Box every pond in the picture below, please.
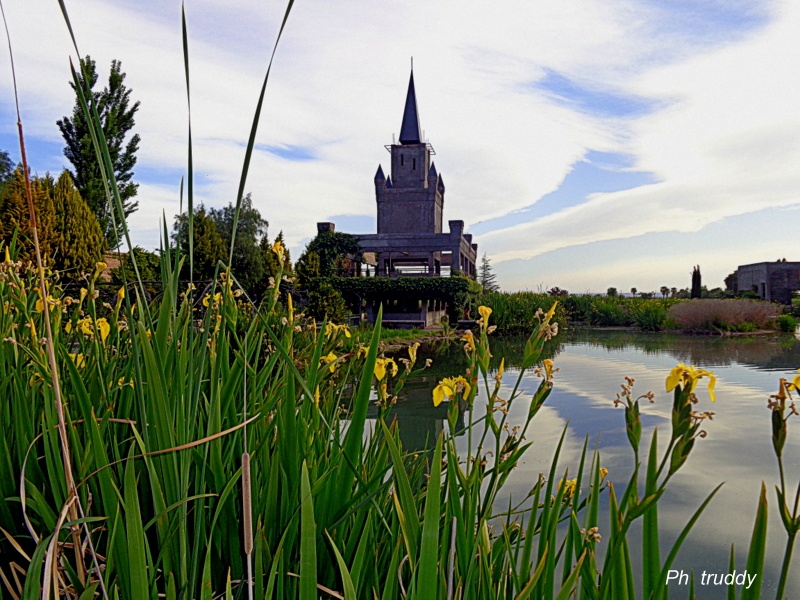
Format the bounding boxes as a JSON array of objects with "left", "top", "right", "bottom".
[{"left": 379, "top": 329, "right": 800, "bottom": 599}]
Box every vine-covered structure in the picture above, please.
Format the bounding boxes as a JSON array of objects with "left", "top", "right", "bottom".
[{"left": 316, "top": 70, "right": 480, "bottom": 327}]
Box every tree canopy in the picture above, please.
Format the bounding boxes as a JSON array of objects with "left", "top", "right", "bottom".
[
  {"left": 173, "top": 194, "right": 275, "bottom": 296},
  {"left": 45, "top": 171, "right": 106, "bottom": 278},
  {"left": 57, "top": 56, "right": 140, "bottom": 246},
  {"left": 1, "top": 168, "right": 106, "bottom": 276},
  {"left": 0, "top": 169, "right": 58, "bottom": 262}
]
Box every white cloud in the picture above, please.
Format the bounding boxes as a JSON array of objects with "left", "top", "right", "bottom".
[{"left": 2, "top": 0, "right": 798, "bottom": 291}]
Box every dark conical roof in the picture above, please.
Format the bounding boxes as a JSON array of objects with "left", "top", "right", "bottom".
[
  {"left": 428, "top": 162, "right": 437, "bottom": 178},
  {"left": 399, "top": 70, "right": 422, "bottom": 144},
  {"left": 375, "top": 164, "right": 385, "bottom": 180}
]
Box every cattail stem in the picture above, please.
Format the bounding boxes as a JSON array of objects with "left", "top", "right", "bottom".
[{"left": 242, "top": 452, "right": 253, "bottom": 555}]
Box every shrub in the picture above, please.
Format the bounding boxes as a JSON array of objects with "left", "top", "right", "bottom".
[
  {"left": 589, "top": 298, "right": 632, "bottom": 326},
  {"left": 629, "top": 300, "right": 669, "bottom": 331},
  {"left": 777, "top": 314, "right": 798, "bottom": 332},
  {"left": 668, "top": 299, "right": 781, "bottom": 331}
]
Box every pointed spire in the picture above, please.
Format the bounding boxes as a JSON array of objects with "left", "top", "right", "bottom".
[
  {"left": 437, "top": 174, "right": 445, "bottom": 193},
  {"left": 374, "top": 164, "right": 385, "bottom": 181},
  {"left": 399, "top": 69, "right": 422, "bottom": 145},
  {"left": 386, "top": 175, "right": 393, "bottom": 188},
  {"left": 428, "top": 162, "right": 437, "bottom": 178}
]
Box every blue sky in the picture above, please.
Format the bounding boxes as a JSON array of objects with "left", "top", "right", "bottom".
[{"left": 2, "top": 0, "right": 798, "bottom": 292}]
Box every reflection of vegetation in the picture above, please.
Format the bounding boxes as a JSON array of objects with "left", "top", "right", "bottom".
[{"left": 565, "top": 329, "right": 800, "bottom": 370}]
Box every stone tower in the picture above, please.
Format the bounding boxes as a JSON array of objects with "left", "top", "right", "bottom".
[{"left": 375, "top": 70, "right": 446, "bottom": 235}]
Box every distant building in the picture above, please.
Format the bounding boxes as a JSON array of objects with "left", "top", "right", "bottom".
[
  {"left": 318, "top": 69, "right": 478, "bottom": 278},
  {"left": 736, "top": 260, "right": 800, "bottom": 304}
]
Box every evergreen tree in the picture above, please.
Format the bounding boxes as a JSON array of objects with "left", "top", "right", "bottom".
[
  {"left": 173, "top": 206, "right": 227, "bottom": 282},
  {"left": 478, "top": 252, "right": 499, "bottom": 292},
  {"left": 691, "top": 265, "right": 702, "bottom": 299},
  {"left": 49, "top": 170, "right": 106, "bottom": 278},
  {"left": 0, "top": 169, "right": 58, "bottom": 262},
  {"left": 0, "top": 150, "right": 13, "bottom": 185},
  {"left": 57, "top": 56, "right": 140, "bottom": 246},
  {"left": 173, "top": 194, "right": 269, "bottom": 295}
]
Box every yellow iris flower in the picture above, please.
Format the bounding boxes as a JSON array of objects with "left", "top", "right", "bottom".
[
  {"left": 478, "top": 305, "right": 492, "bottom": 330},
  {"left": 543, "top": 359, "right": 555, "bottom": 380},
  {"left": 461, "top": 330, "right": 476, "bottom": 352},
  {"left": 96, "top": 318, "right": 110, "bottom": 343},
  {"left": 322, "top": 352, "right": 338, "bottom": 373},
  {"left": 374, "top": 357, "right": 398, "bottom": 381},
  {"left": 788, "top": 369, "right": 800, "bottom": 391},
  {"left": 408, "top": 342, "right": 420, "bottom": 365},
  {"left": 432, "top": 375, "right": 471, "bottom": 407},
  {"left": 272, "top": 240, "right": 285, "bottom": 262},
  {"left": 203, "top": 292, "right": 222, "bottom": 307},
  {"left": 665, "top": 363, "right": 717, "bottom": 402}
]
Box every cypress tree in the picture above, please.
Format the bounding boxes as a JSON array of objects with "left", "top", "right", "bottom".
[
  {"left": 691, "top": 265, "right": 702, "bottom": 299},
  {"left": 0, "top": 169, "right": 58, "bottom": 263},
  {"left": 50, "top": 170, "right": 105, "bottom": 278}
]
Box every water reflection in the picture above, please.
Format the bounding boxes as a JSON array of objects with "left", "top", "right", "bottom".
[{"left": 379, "top": 330, "right": 800, "bottom": 599}]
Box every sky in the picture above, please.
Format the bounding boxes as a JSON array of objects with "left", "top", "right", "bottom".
[{"left": 1, "top": 0, "right": 798, "bottom": 293}]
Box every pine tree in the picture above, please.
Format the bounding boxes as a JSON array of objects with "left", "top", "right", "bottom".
[
  {"left": 478, "top": 253, "right": 499, "bottom": 292},
  {"left": 49, "top": 170, "right": 105, "bottom": 278},
  {"left": 57, "top": 56, "right": 140, "bottom": 246},
  {"left": 0, "top": 169, "right": 58, "bottom": 263}
]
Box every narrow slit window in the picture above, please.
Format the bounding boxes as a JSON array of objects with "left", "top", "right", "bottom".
[{"left": 413, "top": 158, "right": 416, "bottom": 170}]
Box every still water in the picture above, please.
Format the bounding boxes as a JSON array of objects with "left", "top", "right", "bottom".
[{"left": 379, "top": 330, "right": 800, "bottom": 599}]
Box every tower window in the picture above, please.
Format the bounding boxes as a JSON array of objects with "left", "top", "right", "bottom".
[
  {"left": 401, "top": 155, "right": 404, "bottom": 166},
  {"left": 413, "top": 158, "right": 416, "bottom": 170}
]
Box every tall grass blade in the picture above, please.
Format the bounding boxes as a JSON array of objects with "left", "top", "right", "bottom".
[
  {"left": 300, "top": 461, "right": 318, "bottom": 600},
  {"left": 739, "top": 483, "right": 767, "bottom": 600}
]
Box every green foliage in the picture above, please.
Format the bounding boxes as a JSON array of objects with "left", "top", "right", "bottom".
[
  {"left": 0, "top": 169, "right": 58, "bottom": 263},
  {"left": 776, "top": 314, "right": 797, "bottom": 332},
  {"left": 607, "top": 286, "right": 618, "bottom": 297},
  {"left": 57, "top": 56, "right": 140, "bottom": 246},
  {"left": 629, "top": 300, "right": 670, "bottom": 332},
  {"left": 473, "top": 290, "right": 567, "bottom": 334},
  {"left": 328, "top": 274, "right": 478, "bottom": 324},
  {"left": 173, "top": 205, "right": 226, "bottom": 281},
  {"left": 0, "top": 149, "right": 14, "bottom": 191},
  {"left": 478, "top": 252, "right": 499, "bottom": 292},
  {"left": 173, "top": 195, "right": 270, "bottom": 295},
  {"left": 111, "top": 246, "right": 161, "bottom": 283},
  {"left": 297, "top": 230, "right": 361, "bottom": 281},
  {"left": 50, "top": 170, "right": 105, "bottom": 278},
  {"left": 590, "top": 297, "right": 633, "bottom": 326},
  {"left": 305, "top": 279, "right": 349, "bottom": 323}
]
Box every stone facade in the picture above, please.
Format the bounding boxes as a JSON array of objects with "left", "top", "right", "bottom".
[{"left": 737, "top": 261, "right": 800, "bottom": 304}]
